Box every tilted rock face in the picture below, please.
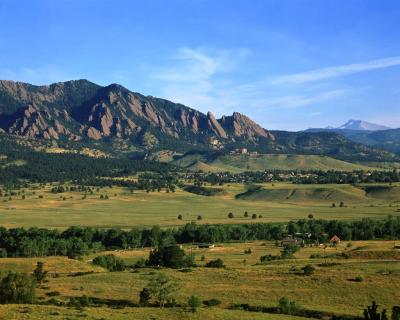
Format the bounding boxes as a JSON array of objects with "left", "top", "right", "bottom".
[
  {"left": 0, "top": 79, "right": 275, "bottom": 147},
  {"left": 207, "top": 112, "right": 227, "bottom": 139},
  {"left": 219, "top": 112, "right": 274, "bottom": 141}
]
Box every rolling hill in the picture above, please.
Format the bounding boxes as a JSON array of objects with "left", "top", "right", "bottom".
[{"left": 171, "top": 153, "right": 377, "bottom": 172}]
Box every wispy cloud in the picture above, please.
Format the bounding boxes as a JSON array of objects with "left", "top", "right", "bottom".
[{"left": 271, "top": 56, "right": 400, "bottom": 85}]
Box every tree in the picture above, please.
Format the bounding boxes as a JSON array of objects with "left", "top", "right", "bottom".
[
  {"left": 139, "top": 287, "right": 151, "bottom": 306},
  {"left": 252, "top": 214, "right": 257, "bottom": 219},
  {"left": 244, "top": 211, "right": 248, "bottom": 218},
  {"left": 148, "top": 272, "right": 179, "bottom": 308},
  {"left": 177, "top": 214, "right": 182, "bottom": 220},
  {"left": 0, "top": 272, "right": 36, "bottom": 304},
  {"left": 33, "top": 262, "right": 48, "bottom": 285},
  {"left": 197, "top": 215, "right": 202, "bottom": 221},
  {"left": 188, "top": 295, "right": 201, "bottom": 313},
  {"left": 228, "top": 212, "right": 234, "bottom": 219},
  {"left": 392, "top": 306, "right": 400, "bottom": 320},
  {"left": 147, "top": 245, "right": 194, "bottom": 269},
  {"left": 364, "top": 301, "right": 388, "bottom": 320}
]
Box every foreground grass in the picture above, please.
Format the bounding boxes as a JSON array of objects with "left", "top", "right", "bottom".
[
  {"left": 0, "top": 305, "right": 306, "bottom": 320},
  {"left": 1, "top": 241, "right": 397, "bottom": 319}
]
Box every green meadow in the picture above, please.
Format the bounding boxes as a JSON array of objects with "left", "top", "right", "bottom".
[{"left": 0, "top": 182, "right": 399, "bottom": 228}]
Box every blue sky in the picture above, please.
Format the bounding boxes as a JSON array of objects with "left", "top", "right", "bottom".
[{"left": 1, "top": 0, "right": 400, "bottom": 130}]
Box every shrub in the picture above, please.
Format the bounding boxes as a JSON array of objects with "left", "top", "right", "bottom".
[
  {"left": 205, "top": 259, "right": 225, "bottom": 268},
  {"left": 177, "top": 214, "right": 183, "bottom": 220},
  {"left": 278, "top": 297, "right": 301, "bottom": 315},
  {"left": 392, "top": 306, "right": 400, "bottom": 320},
  {"left": 260, "top": 254, "right": 280, "bottom": 263},
  {"left": 354, "top": 275, "right": 364, "bottom": 282},
  {"left": 188, "top": 295, "right": 202, "bottom": 312},
  {"left": 0, "top": 272, "right": 36, "bottom": 304},
  {"left": 33, "top": 262, "right": 48, "bottom": 285},
  {"left": 244, "top": 248, "right": 252, "bottom": 254},
  {"left": 139, "top": 287, "right": 151, "bottom": 306},
  {"left": 281, "top": 244, "right": 300, "bottom": 259},
  {"left": 203, "top": 298, "right": 221, "bottom": 307},
  {"left": 228, "top": 212, "right": 234, "bottom": 219},
  {"left": 134, "top": 258, "right": 146, "bottom": 268},
  {"left": 92, "top": 254, "right": 126, "bottom": 271},
  {"left": 302, "top": 264, "right": 315, "bottom": 276},
  {"left": 309, "top": 253, "right": 322, "bottom": 259}
]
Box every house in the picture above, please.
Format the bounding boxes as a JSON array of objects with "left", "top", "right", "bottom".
[
  {"left": 197, "top": 243, "right": 215, "bottom": 249},
  {"left": 330, "top": 235, "right": 341, "bottom": 245}
]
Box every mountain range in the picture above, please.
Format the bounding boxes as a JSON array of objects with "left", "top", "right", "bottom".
[
  {"left": 0, "top": 79, "right": 398, "bottom": 162},
  {"left": 335, "top": 119, "right": 391, "bottom": 131}
]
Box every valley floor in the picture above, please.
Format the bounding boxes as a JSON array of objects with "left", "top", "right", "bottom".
[{"left": 0, "top": 182, "right": 399, "bottom": 228}]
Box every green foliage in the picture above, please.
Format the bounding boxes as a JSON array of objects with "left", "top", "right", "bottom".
[
  {"left": 92, "top": 254, "right": 126, "bottom": 272},
  {"left": 355, "top": 275, "right": 364, "bottom": 282},
  {"left": 278, "top": 297, "right": 301, "bottom": 315},
  {"left": 205, "top": 259, "right": 225, "bottom": 268},
  {"left": 147, "top": 245, "right": 194, "bottom": 269},
  {"left": 364, "top": 301, "right": 388, "bottom": 320},
  {"left": 203, "top": 298, "right": 221, "bottom": 307},
  {"left": 392, "top": 306, "right": 400, "bottom": 320},
  {"left": 147, "top": 272, "right": 179, "bottom": 308},
  {"left": 139, "top": 287, "right": 151, "bottom": 306},
  {"left": 0, "top": 272, "right": 36, "bottom": 304},
  {"left": 33, "top": 261, "right": 48, "bottom": 284},
  {"left": 302, "top": 264, "right": 315, "bottom": 276},
  {"left": 281, "top": 244, "right": 300, "bottom": 259},
  {"left": 188, "top": 295, "right": 202, "bottom": 312}
]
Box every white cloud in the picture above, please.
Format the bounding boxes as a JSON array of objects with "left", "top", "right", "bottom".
[{"left": 271, "top": 56, "right": 400, "bottom": 85}]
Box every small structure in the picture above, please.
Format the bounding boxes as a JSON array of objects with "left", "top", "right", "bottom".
[
  {"left": 330, "top": 235, "right": 341, "bottom": 245},
  {"left": 196, "top": 243, "right": 215, "bottom": 249}
]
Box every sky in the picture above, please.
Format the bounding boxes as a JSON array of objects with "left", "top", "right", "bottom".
[{"left": 1, "top": 0, "right": 400, "bottom": 130}]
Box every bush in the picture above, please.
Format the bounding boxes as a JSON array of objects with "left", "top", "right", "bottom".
[
  {"left": 302, "top": 264, "right": 315, "bottom": 276},
  {"left": 203, "top": 298, "right": 221, "bottom": 307},
  {"left": 205, "top": 259, "right": 225, "bottom": 268},
  {"left": 278, "top": 297, "right": 301, "bottom": 315},
  {"left": 188, "top": 295, "right": 202, "bottom": 312},
  {"left": 0, "top": 272, "right": 36, "bottom": 304},
  {"left": 33, "top": 262, "right": 48, "bottom": 285},
  {"left": 228, "top": 212, "right": 234, "bottom": 219},
  {"left": 92, "top": 254, "right": 126, "bottom": 272},
  {"left": 134, "top": 258, "right": 147, "bottom": 268},
  {"left": 309, "top": 254, "right": 322, "bottom": 259},
  {"left": 281, "top": 244, "right": 300, "bottom": 259},
  {"left": 244, "top": 248, "right": 252, "bottom": 254},
  {"left": 354, "top": 275, "right": 364, "bottom": 282},
  {"left": 260, "top": 254, "right": 280, "bottom": 263},
  {"left": 139, "top": 287, "right": 151, "bottom": 306}
]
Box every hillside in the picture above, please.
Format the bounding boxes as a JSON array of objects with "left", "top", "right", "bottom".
[
  {"left": 171, "top": 153, "right": 377, "bottom": 172},
  {"left": 306, "top": 128, "right": 400, "bottom": 154},
  {"left": 0, "top": 80, "right": 397, "bottom": 162}
]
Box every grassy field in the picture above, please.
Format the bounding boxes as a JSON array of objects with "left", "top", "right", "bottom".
[
  {"left": 0, "top": 182, "right": 399, "bottom": 229},
  {"left": 172, "top": 153, "right": 378, "bottom": 172},
  {"left": 0, "top": 240, "right": 399, "bottom": 319}
]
